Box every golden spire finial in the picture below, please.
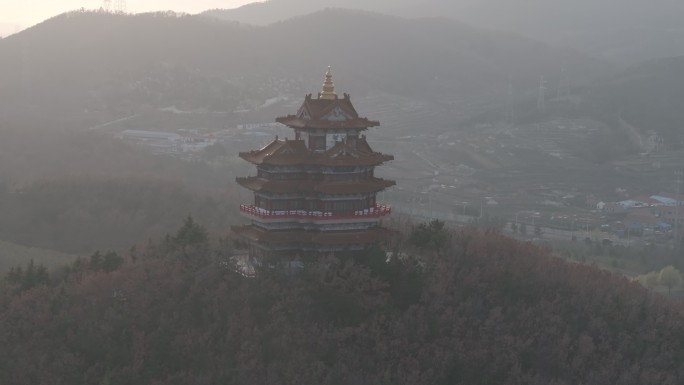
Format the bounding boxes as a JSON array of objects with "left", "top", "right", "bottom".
[{"left": 319, "top": 66, "right": 337, "bottom": 100}]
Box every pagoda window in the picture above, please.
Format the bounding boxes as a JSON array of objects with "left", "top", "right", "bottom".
[
  {"left": 255, "top": 196, "right": 266, "bottom": 207},
  {"left": 298, "top": 130, "right": 309, "bottom": 147},
  {"left": 338, "top": 201, "right": 355, "bottom": 211},
  {"left": 344, "top": 167, "right": 356, "bottom": 172},
  {"left": 271, "top": 200, "right": 289, "bottom": 211},
  {"left": 310, "top": 136, "right": 326, "bottom": 151},
  {"left": 326, "top": 133, "right": 346, "bottom": 149}
]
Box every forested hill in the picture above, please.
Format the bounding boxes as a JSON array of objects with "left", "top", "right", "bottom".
[
  {"left": 1, "top": 225, "right": 683, "bottom": 384},
  {"left": 580, "top": 56, "right": 684, "bottom": 147},
  {"left": 0, "top": 9, "right": 605, "bottom": 129}
]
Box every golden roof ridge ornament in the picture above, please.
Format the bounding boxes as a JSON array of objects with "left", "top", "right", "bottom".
[{"left": 319, "top": 66, "right": 337, "bottom": 100}]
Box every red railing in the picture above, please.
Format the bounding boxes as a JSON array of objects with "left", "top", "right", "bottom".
[{"left": 240, "top": 204, "right": 391, "bottom": 220}]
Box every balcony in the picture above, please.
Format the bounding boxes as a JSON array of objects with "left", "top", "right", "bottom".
[{"left": 239, "top": 204, "right": 391, "bottom": 221}]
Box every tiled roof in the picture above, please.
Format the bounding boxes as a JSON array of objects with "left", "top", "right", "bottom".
[
  {"left": 656, "top": 192, "right": 684, "bottom": 203},
  {"left": 624, "top": 207, "right": 661, "bottom": 226},
  {"left": 275, "top": 117, "right": 379, "bottom": 130},
  {"left": 302, "top": 93, "right": 359, "bottom": 119},
  {"left": 236, "top": 176, "right": 395, "bottom": 194},
  {"left": 650, "top": 195, "right": 678, "bottom": 206},
  {"left": 275, "top": 93, "right": 380, "bottom": 130},
  {"left": 239, "top": 137, "right": 393, "bottom": 167}
]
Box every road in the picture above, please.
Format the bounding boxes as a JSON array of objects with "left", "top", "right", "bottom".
[{"left": 88, "top": 114, "right": 140, "bottom": 131}]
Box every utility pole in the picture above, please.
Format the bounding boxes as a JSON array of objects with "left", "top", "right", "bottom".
[
  {"left": 537, "top": 75, "right": 547, "bottom": 113},
  {"left": 557, "top": 64, "right": 570, "bottom": 99},
  {"left": 675, "top": 170, "right": 683, "bottom": 253},
  {"left": 507, "top": 74, "right": 515, "bottom": 125}
]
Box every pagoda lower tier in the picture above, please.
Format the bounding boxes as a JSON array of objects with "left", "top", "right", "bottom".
[
  {"left": 240, "top": 204, "right": 391, "bottom": 222},
  {"left": 231, "top": 225, "right": 393, "bottom": 257},
  {"left": 239, "top": 204, "right": 391, "bottom": 232},
  {"left": 236, "top": 176, "right": 395, "bottom": 195}
]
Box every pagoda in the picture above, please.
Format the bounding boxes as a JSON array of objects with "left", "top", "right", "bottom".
[{"left": 232, "top": 68, "right": 395, "bottom": 260}]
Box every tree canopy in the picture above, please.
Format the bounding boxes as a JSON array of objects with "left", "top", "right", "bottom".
[{"left": 1, "top": 224, "right": 683, "bottom": 384}]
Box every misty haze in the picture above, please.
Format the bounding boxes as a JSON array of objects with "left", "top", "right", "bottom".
[{"left": 1, "top": 0, "right": 684, "bottom": 384}]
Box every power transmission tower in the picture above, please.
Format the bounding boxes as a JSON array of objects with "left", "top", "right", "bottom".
[
  {"left": 102, "top": 0, "right": 112, "bottom": 12},
  {"left": 113, "top": 0, "right": 127, "bottom": 13},
  {"left": 537, "top": 75, "right": 547, "bottom": 113}
]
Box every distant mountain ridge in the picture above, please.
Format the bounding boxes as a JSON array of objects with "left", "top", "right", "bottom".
[
  {"left": 202, "top": 0, "right": 414, "bottom": 26},
  {"left": 0, "top": 9, "right": 605, "bottom": 129},
  {"left": 204, "top": 0, "right": 684, "bottom": 64}
]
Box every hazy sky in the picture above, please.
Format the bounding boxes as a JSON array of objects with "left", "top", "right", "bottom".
[{"left": 0, "top": 0, "right": 254, "bottom": 35}]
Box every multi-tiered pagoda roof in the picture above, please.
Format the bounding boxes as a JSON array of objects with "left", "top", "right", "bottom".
[{"left": 232, "top": 67, "right": 395, "bottom": 260}]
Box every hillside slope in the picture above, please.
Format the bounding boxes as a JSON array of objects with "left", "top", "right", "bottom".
[
  {"left": 1, "top": 227, "right": 683, "bottom": 384},
  {"left": 580, "top": 56, "right": 684, "bottom": 147}
]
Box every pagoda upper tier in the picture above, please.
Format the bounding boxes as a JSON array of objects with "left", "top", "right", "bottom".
[
  {"left": 276, "top": 93, "right": 379, "bottom": 131},
  {"left": 239, "top": 136, "right": 393, "bottom": 167},
  {"left": 276, "top": 68, "right": 379, "bottom": 131}
]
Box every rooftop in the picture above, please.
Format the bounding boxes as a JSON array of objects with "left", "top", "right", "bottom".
[
  {"left": 275, "top": 68, "right": 380, "bottom": 131},
  {"left": 239, "top": 137, "right": 393, "bottom": 167}
]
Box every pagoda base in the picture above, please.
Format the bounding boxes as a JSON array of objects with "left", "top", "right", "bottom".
[{"left": 231, "top": 225, "right": 392, "bottom": 260}]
